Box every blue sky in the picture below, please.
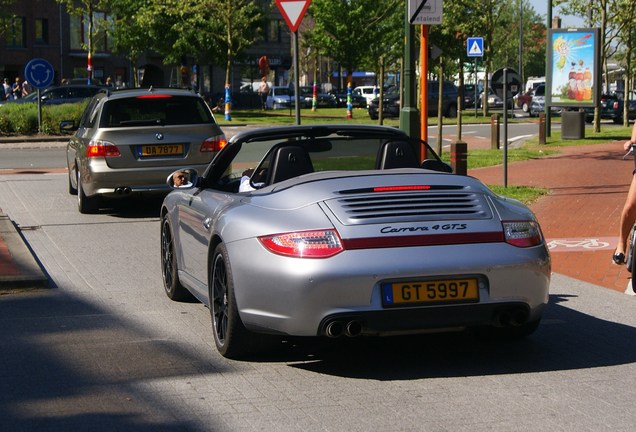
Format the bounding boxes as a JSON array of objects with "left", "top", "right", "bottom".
[{"left": 529, "top": 0, "right": 585, "bottom": 28}]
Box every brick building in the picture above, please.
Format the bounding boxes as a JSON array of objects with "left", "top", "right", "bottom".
[{"left": 0, "top": 1, "right": 292, "bottom": 105}]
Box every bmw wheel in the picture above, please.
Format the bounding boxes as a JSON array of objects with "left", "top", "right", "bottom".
[
  {"left": 161, "top": 215, "right": 192, "bottom": 301},
  {"left": 77, "top": 171, "right": 99, "bottom": 214},
  {"left": 68, "top": 161, "right": 78, "bottom": 195}
]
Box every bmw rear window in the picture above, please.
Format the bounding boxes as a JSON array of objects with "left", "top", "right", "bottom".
[{"left": 100, "top": 95, "right": 214, "bottom": 127}]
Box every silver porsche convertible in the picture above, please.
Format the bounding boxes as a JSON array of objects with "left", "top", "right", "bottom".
[{"left": 160, "top": 125, "right": 550, "bottom": 359}]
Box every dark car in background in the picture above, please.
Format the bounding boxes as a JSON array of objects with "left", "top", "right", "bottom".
[
  {"left": 298, "top": 86, "right": 338, "bottom": 108},
  {"left": 0, "top": 84, "right": 103, "bottom": 108},
  {"left": 331, "top": 90, "right": 367, "bottom": 108},
  {"left": 368, "top": 81, "right": 458, "bottom": 120},
  {"left": 462, "top": 84, "right": 481, "bottom": 108},
  {"left": 62, "top": 87, "right": 226, "bottom": 213},
  {"left": 585, "top": 92, "right": 636, "bottom": 124},
  {"left": 40, "top": 84, "right": 104, "bottom": 105}
]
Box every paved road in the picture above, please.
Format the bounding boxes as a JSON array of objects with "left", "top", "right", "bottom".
[{"left": 1, "top": 172, "right": 636, "bottom": 431}]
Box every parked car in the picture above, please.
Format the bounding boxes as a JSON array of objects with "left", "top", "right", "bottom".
[
  {"left": 462, "top": 84, "right": 481, "bottom": 108},
  {"left": 40, "top": 84, "right": 104, "bottom": 105},
  {"left": 352, "top": 86, "right": 378, "bottom": 107},
  {"left": 330, "top": 90, "right": 367, "bottom": 108},
  {"left": 516, "top": 84, "right": 545, "bottom": 114},
  {"left": 367, "top": 89, "right": 400, "bottom": 119},
  {"left": 368, "top": 81, "right": 458, "bottom": 120},
  {"left": 584, "top": 93, "right": 636, "bottom": 124},
  {"left": 0, "top": 84, "right": 102, "bottom": 108},
  {"left": 298, "top": 86, "right": 338, "bottom": 108},
  {"left": 478, "top": 87, "right": 514, "bottom": 111},
  {"left": 159, "top": 124, "right": 551, "bottom": 359},
  {"left": 62, "top": 87, "right": 226, "bottom": 213},
  {"left": 266, "top": 86, "right": 294, "bottom": 110}
]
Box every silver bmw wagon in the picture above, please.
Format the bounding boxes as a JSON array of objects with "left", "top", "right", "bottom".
[
  {"left": 160, "top": 124, "right": 551, "bottom": 359},
  {"left": 63, "top": 87, "right": 226, "bottom": 213}
]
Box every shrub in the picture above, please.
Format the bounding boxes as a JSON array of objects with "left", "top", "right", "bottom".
[{"left": 0, "top": 100, "right": 87, "bottom": 135}]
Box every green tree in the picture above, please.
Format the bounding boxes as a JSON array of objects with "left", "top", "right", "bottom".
[
  {"left": 308, "top": 0, "right": 399, "bottom": 85},
  {"left": 0, "top": 1, "right": 18, "bottom": 36},
  {"left": 131, "top": 0, "right": 266, "bottom": 87},
  {"left": 56, "top": 0, "right": 110, "bottom": 82}
]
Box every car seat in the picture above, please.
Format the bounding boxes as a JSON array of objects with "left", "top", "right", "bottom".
[
  {"left": 376, "top": 140, "right": 420, "bottom": 169},
  {"left": 266, "top": 145, "right": 314, "bottom": 185}
]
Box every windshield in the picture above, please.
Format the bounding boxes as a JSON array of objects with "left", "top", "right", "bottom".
[{"left": 100, "top": 95, "right": 214, "bottom": 127}]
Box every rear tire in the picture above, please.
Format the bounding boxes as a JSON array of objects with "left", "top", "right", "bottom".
[
  {"left": 77, "top": 171, "right": 99, "bottom": 214},
  {"left": 628, "top": 226, "right": 636, "bottom": 283},
  {"left": 68, "top": 162, "right": 78, "bottom": 195},
  {"left": 210, "top": 243, "right": 254, "bottom": 359}
]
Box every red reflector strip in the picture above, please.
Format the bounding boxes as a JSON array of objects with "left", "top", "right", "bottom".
[
  {"left": 373, "top": 185, "right": 432, "bottom": 192},
  {"left": 342, "top": 232, "right": 505, "bottom": 249},
  {"left": 135, "top": 94, "right": 173, "bottom": 99}
]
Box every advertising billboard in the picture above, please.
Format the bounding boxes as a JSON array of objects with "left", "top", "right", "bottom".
[{"left": 546, "top": 28, "right": 600, "bottom": 108}]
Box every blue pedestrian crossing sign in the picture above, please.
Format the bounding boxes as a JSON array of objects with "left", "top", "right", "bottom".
[{"left": 467, "top": 37, "right": 484, "bottom": 58}]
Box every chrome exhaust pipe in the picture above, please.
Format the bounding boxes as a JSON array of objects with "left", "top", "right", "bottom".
[
  {"left": 345, "top": 320, "right": 362, "bottom": 337},
  {"left": 325, "top": 321, "right": 343, "bottom": 338},
  {"left": 495, "top": 311, "right": 511, "bottom": 327},
  {"left": 510, "top": 309, "right": 529, "bottom": 327}
]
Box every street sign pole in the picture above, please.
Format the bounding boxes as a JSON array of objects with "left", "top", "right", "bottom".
[
  {"left": 275, "top": 0, "right": 311, "bottom": 125},
  {"left": 400, "top": 2, "right": 420, "bottom": 144},
  {"left": 24, "top": 58, "right": 54, "bottom": 134},
  {"left": 293, "top": 30, "right": 300, "bottom": 125}
]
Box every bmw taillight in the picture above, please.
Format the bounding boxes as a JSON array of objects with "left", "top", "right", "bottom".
[
  {"left": 259, "top": 229, "right": 344, "bottom": 258},
  {"left": 502, "top": 221, "right": 543, "bottom": 248},
  {"left": 86, "top": 140, "right": 121, "bottom": 157},
  {"left": 200, "top": 135, "right": 227, "bottom": 152}
]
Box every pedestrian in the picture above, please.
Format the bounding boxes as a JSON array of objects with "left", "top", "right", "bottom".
[
  {"left": 613, "top": 121, "right": 636, "bottom": 265},
  {"left": 257, "top": 76, "right": 270, "bottom": 110},
  {"left": 2, "top": 78, "right": 10, "bottom": 100},
  {"left": 12, "top": 77, "right": 22, "bottom": 100},
  {"left": 21, "top": 79, "right": 31, "bottom": 97}
]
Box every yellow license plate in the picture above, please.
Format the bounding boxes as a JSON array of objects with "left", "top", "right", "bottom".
[
  {"left": 140, "top": 144, "right": 183, "bottom": 156},
  {"left": 382, "top": 278, "right": 479, "bottom": 306}
]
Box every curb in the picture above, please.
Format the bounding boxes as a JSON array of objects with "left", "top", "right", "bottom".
[{"left": 0, "top": 213, "right": 49, "bottom": 289}]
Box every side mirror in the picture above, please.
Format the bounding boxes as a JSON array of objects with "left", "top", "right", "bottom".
[
  {"left": 167, "top": 168, "right": 198, "bottom": 189},
  {"left": 59, "top": 120, "right": 78, "bottom": 134}
]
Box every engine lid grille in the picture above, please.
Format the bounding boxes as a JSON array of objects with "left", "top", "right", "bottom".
[{"left": 325, "top": 190, "right": 492, "bottom": 225}]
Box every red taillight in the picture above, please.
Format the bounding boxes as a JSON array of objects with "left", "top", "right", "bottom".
[
  {"left": 502, "top": 221, "right": 543, "bottom": 248},
  {"left": 200, "top": 135, "right": 227, "bottom": 152},
  {"left": 86, "top": 140, "right": 121, "bottom": 157},
  {"left": 374, "top": 185, "right": 431, "bottom": 192},
  {"left": 259, "top": 229, "right": 344, "bottom": 258},
  {"left": 614, "top": 101, "right": 619, "bottom": 109}
]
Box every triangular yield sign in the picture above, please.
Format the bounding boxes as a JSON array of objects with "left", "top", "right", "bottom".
[
  {"left": 275, "top": 0, "right": 312, "bottom": 33},
  {"left": 469, "top": 41, "right": 482, "bottom": 55}
]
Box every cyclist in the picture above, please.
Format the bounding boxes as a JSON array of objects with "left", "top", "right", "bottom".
[{"left": 613, "top": 121, "right": 636, "bottom": 265}]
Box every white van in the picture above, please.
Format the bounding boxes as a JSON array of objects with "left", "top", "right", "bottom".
[{"left": 353, "top": 86, "right": 378, "bottom": 107}]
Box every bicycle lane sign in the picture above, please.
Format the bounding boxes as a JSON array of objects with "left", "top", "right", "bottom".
[{"left": 547, "top": 237, "right": 615, "bottom": 252}]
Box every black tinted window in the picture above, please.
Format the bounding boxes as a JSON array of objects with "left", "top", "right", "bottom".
[{"left": 100, "top": 95, "right": 214, "bottom": 127}]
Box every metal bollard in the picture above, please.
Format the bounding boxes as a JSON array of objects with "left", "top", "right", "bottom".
[
  {"left": 539, "top": 113, "right": 546, "bottom": 144},
  {"left": 490, "top": 114, "right": 500, "bottom": 149},
  {"left": 451, "top": 141, "right": 467, "bottom": 176}
]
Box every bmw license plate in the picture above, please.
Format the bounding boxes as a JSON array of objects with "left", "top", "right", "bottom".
[
  {"left": 382, "top": 278, "right": 479, "bottom": 307},
  {"left": 140, "top": 144, "right": 184, "bottom": 157}
]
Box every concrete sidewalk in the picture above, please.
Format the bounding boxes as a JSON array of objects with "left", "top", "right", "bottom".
[{"left": 0, "top": 132, "right": 634, "bottom": 294}]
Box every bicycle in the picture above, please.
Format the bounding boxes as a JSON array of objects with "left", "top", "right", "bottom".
[{"left": 623, "top": 144, "right": 636, "bottom": 283}]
